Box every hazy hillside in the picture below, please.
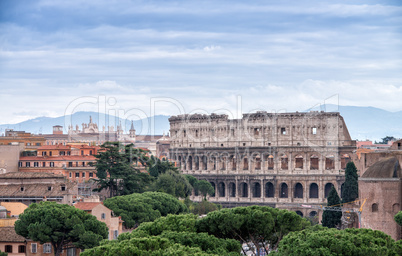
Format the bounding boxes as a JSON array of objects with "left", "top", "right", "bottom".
[
  {"left": 0, "top": 112, "right": 171, "bottom": 136},
  {"left": 0, "top": 106, "right": 401, "bottom": 140}
]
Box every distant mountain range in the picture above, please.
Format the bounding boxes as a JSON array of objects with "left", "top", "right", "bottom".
[
  {"left": 0, "top": 112, "right": 171, "bottom": 136},
  {"left": 0, "top": 106, "right": 401, "bottom": 141}
]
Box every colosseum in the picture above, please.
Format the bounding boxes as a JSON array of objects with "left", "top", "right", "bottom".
[{"left": 169, "top": 111, "right": 356, "bottom": 218}]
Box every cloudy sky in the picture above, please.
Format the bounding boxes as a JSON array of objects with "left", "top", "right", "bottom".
[{"left": 0, "top": 0, "right": 401, "bottom": 124}]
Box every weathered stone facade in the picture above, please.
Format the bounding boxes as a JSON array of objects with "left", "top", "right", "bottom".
[{"left": 169, "top": 111, "right": 356, "bottom": 217}]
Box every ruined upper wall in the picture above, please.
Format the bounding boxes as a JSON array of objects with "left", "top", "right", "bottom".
[{"left": 169, "top": 111, "right": 355, "bottom": 148}]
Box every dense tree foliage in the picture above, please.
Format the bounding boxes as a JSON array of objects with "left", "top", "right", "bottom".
[
  {"left": 394, "top": 211, "right": 402, "bottom": 226},
  {"left": 80, "top": 236, "right": 225, "bottom": 256},
  {"left": 82, "top": 214, "right": 241, "bottom": 256},
  {"left": 377, "top": 136, "right": 396, "bottom": 144},
  {"left": 190, "top": 199, "right": 220, "bottom": 215},
  {"left": 103, "top": 192, "right": 188, "bottom": 229},
  {"left": 197, "top": 206, "right": 310, "bottom": 254},
  {"left": 92, "top": 142, "right": 153, "bottom": 197},
  {"left": 148, "top": 156, "right": 178, "bottom": 178},
  {"left": 149, "top": 170, "right": 192, "bottom": 198},
  {"left": 15, "top": 202, "right": 108, "bottom": 256},
  {"left": 272, "top": 226, "right": 402, "bottom": 256},
  {"left": 196, "top": 180, "right": 215, "bottom": 199},
  {"left": 342, "top": 161, "right": 359, "bottom": 204},
  {"left": 322, "top": 186, "right": 342, "bottom": 228},
  {"left": 0, "top": 251, "right": 7, "bottom": 256}
]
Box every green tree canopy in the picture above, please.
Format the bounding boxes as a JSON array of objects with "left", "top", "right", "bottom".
[
  {"left": 103, "top": 192, "right": 188, "bottom": 229},
  {"left": 394, "top": 211, "right": 402, "bottom": 226},
  {"left": 0, "top": 251, "right": 7, "bottom": 256},
  {"left": 191, "top": 200, "right": 220, "bottom": 215},
  {"left": 80, "top": 236, "right": 221, "bottom": 256},
  {"left": 342, "top": 161, "right": 359, "bottom": 204},
  {"left": 92, "top": 142, "right": 152, "bottom": 197},
  {"left": 322, "top": 186, "right": 342, "bottom": 228},
  {"left": 196, "top": 206, "right": 310, "bottom": 254},
  {"left": 85, "top": 214, "right": 241, "bottom": 256},
  {"left": 272, "top": 226, "right": 402, "bottom": 256},
  {"left": 148, "top": 156, "right": 179, "bottom": 178},
  {"left": 15, "top": 202, "right": 108, "bottom": 256},
  {"left": 149, "top": 170, "right": 192, "bottom": 198},
  {"left": 195, "top": 180, "right": 215, "bottom": 199}
]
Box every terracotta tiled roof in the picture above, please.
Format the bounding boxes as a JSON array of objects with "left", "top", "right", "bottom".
[
  {"left": 74, "top": 202, "right": 101, "bottom": 211},
  {"left": 0, "top": 172, "right": 65, "bottom": 179},
  {"left": 0, "top": 227, "right": 25, "bottom": 242},
  {"left": 0, "top": 183, "right": 72, "bottom": 197}
]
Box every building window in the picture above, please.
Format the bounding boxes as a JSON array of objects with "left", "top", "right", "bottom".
[
  {"left": 50, "top": 162, "right": 54, "bottom": 167},
  {"left": 89, "top": 173, "right": 93, "bottom": 178},
  {"left": 101, "top": 213, "right": 105, "bottom": 219},
  {"left": 43, "top": 162, "right": 46, "bottom": 167},
  {"left": 34, "top": 162, "right": 39, "bottom": 167},
  {"left": 113, "top": 230, "right": 119, "bottom": 239},
  {"left": 26, "top": 142, "right": 31, "bottom": 146},
  {"left": 42, "top": 151, "right": 47, "bottom": 156},
  {"left": 36, "top": 143, "right": 41, "bottom": 146},
  {"left": 67, "top": 248, "right": 76, "bottom": 256},
  {"left": 69, "top": 172, "right": 72, "bottom": 178},
  {"left": 61, "top": 186, "right": 66, "bottom": 191},
  {"left": 20, "top": 187, "right": 24, "bottom": 191},
  {"left": 18, "top": 245, "right": 26, "bottom": 253},
  {"left": 281, "top": 127, "right": 286, "bottom": 135},
  {"left": 82, "top": 172, "right": 85, "bottom": 178},
  {"left": 75, "top": 172, "right": 79, "bottom": 178},
  {"left": 31, "top": 243, "right": 37, "bottom": 253},
  {"left": 76, "top": 162, "right": 79, "bottom": 167},
  {"left": 67, "top": 151, "right": 71, "bottom": 155},
  {"left": 82, "top": 162, "right": 85, "bottom": 167},
  {"left": 312, "top": 127, "right": 317, "bottom": 135},
  {"left": 48, "top": 186, "right": 52, "bottom": 191},
  {"left": 49, "top": 151, "right": 52, "bottom": 156},
  {"left": 89, "top": 150, "right": 93, "bottom": 155},
  {"left": 43, "top": 243, "right": 52, "bottom": 253},
  {"left": 81, "top": 150, "right": 84, "bottom": 155},
  {"left": 68, "top": 162, "right": 73, "bottom": 167},
  {"left": 60, "top": 151, "right": 65, "bottom": 156},
  {"left": 19, "top": 162, "right": 22, "bottom": 167},
  {"left": 5, "top": 245, "right": 12, "bottom": 253},
  {"left": 26, "top": 162, "right": 30, "bottom": 167},
  {"left": 372, "top": 203, "right": 378, "bottom": 212}
]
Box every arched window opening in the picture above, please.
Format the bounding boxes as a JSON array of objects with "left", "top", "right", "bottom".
[
  {"left": 240, "top": 182, "right": 248, "bottom": 198},
  {"left": 280, "top": 183, "right": 288, "bottom": 198},
  {"left": 309, "top": 183, "right": 319, "bottom": 198},
  {"left": 188, "top": 156, "right": 193, "bottom": 170},
  {"left": 296, "top": 211, "right": 303, "bottom": 217},
  {"left": 267, "top": 155, "right": 274, "bottom": 170},
  {"left": 243, "top": 158, "right": 249, "bottom": 170},
  {"left": 218, "top": 182, "right": 225, "bottom": 197},
  {"left": 325, "top": 155, "right": 335, "bottom": 170},
  {"left": 324, "top": 183, "right": 334, "bottom": 198},
  {"left": 265, "top": 182, "right": 274, "bottom": 197},
  {"left": 294, "top": 183, "right": 303, "bottom": 198},
  {"left": 229, "top": 183, "right": 236, "bottom": 197},
  {"left": 310, "top": 155, "right": 319, "bottom": 170},
  {"left": 295, "top": 155, "right": 303, "bottom": 169},
  {"left": 372, "top": 203, "right": 378, "bottom": 212},
  {"left": 210, "top": 182, "right": 216, "bottom": 197},
  {"left": 281, "top": 154, "right": 288, "bottom": 170},
  {"left": 195, "top": 156, "right": 199, "bottom": 170},
  {"left": 253, "top": 182, "right": 261, "bottom": 198}
]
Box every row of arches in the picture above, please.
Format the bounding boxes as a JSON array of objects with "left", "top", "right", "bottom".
[
  {"left": 207, "top": 181, "right": 340, "bottom": 199},
  {"left": 177, "top": 153, "right": 351, "bottom": 171}
]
